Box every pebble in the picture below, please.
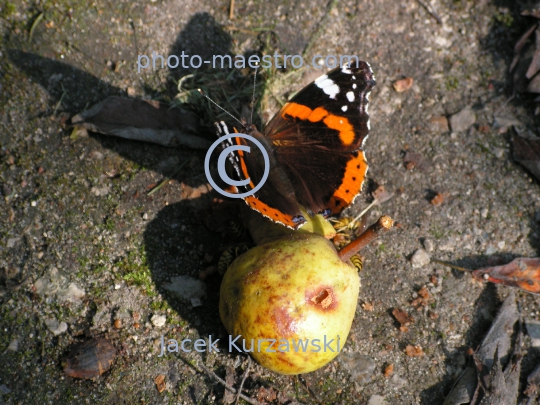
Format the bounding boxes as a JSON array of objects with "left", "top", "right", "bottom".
[
  {"left": 485, "top": 245, "right": 497, "bottom": 255},
  {"left": 57, "top": 283, "right": 86, "bottom": 302},
  {"left": 368, "top": 395, "right": 388, "bottom": 405},
  {"left": 7, "top": 339, "right": 18, "bottom": 352},
  {"left": 450, "top": 107, "right": 476, "bottom": 132},
  {"left": 162, "top": 275, "right": 206, "bottom": 303},
  {"left": 151, "top": 314, "right": 166, "bottom": 327},
  {"left": 423, "top": 239, "right": 434, "bottom": 252},
  {"left": 410, "top": 249, "right": 431, "bottom": 268},
  {"left": 481, "top": 208, "right": 489, "bottom": 218},
  {"left": 338, "top": 352, "right": 375, "bottom": 383},
  {"left": 526, "top": 320, "right": 540, "bottom": 347},
  {"left": 44, "top": 318, "right": 68, "bottom": 335},
  {"left": 389, "top": 374, "right": 407, "bottom": 390},
  {"left": 0, "top": 384, "right": 11, "bottom": 395},
  {"left": 429, "top": 116, "right": 449, "bottom": 132},
  {"left": 7, "top": 238, "right": 20, "bottom": 248}
]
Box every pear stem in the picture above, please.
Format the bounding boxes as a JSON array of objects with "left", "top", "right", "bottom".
[{"left": 338, "top": 215, "right": 394, "bottom": 262}]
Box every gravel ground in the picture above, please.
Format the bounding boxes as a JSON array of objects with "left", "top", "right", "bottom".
[{"left": 2, "top": 0, "right": 540, "bottom": 404}]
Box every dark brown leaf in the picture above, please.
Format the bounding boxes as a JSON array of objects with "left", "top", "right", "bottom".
[
  {"left": 63, "top": 338, "right": 116, "bottom": 379},
  {"left": 472, "top": 258, "right": 540, "bottom": 294},
  {"left": 71, "top": 97, "right": 210, "bottom": 149},
  {"left": 511, "top": 132, "right": 540, "bottom": 182}
]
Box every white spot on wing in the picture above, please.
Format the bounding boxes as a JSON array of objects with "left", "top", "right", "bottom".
[
  {"left": 315, "top": 74, "right": 339, "bottom": 99},
  {"left": 346, "top": 91, "right": 355, "bottom": 102},
  {"left": 341, "top": 67, "right": 352, "bottom": 74},
  {"left": 341, "top": 105, "right": 348, "bottom": 112},
  {"left": 353, "top": 83, "right": 357, "bottom": 89}
]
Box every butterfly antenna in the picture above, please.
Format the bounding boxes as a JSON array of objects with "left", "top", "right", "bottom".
[
  {"left": 250, "top": 63, "right": 259, "bottom": 125},
  {"left": 197, "top": 89, "right": 243, "bottom": 127}
]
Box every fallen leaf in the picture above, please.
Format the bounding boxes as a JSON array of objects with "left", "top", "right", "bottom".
[
  {"left": 393, "top": 77, "right": 414, "bottom": 92},
  {"left": 405, "top": 345, "right": 424, "bottom": 357},
  {"left": 511, "top": 131, "right": 540, "bottom": 182},
  {"left": 71, "top": 97, "right": 210, "bottom": 149},
  {"left": 384, "top": 364, "right": 394, "bottom": 377},
  {"left": 472, "top": 257, "right": 540, "bottom": 294},
  {"left": 392, "top": 308, "right": 413, "bottom": 326},
  {"left": 155, "top": 374, "right": 166, "bottom": 393}
]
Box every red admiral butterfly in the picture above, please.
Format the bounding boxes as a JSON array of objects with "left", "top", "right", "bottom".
[{"left": 215, "top": 60, "right": 375, "bottom": 229}]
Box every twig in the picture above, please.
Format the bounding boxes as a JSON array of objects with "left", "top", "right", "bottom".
[
  {"left": 229, "top": 0, "right": 235, "bottom": 20},
  {"left": 302, "top": 0, "right": 338, "bottom": 58},
  {"left": 53, "top": 83, "right": 67, "bottom": 116},
  {"left": 295, "top": 375, "right": 323, "bottom": 405},
  {"left": 198, "top": 363, "right": 261, "bottom": 405},
  {"left": 147, "top": 157, "right": 191, "bottom": 196},
  {"left": 234, "top": 356, "right": 252, "bottom": 405},
  {"left": 416, "top": 0, "right": 442, "bottom": 24},
  {"left": 28, "top": 12, "right": 44, "bottom": 42},
  {"left": 338, "top": 215, "right": 394, "bottom": 262},
  {"left": 432, "top": 259, "right": 470, "bottom": 273},
  {"left": 336, "top": 199, "right": 377, "bottom": 233}
]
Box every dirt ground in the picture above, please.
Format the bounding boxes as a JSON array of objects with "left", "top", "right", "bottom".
[{"left": 2, "top": 0, "right": 540, "bottom": 404}]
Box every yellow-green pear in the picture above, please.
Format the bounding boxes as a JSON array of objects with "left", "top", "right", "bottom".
[{"left": 219, "top": 232, "right": 360, "bottom": 375}]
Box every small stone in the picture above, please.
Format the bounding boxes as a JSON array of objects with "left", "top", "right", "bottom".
[
  {"left": 7, "top": 339, "right": 18, "bottom": 352},
  {"left": 492, "top": 147, "right": 505, "bottom": 158},
  {"left": 7, "top": 238, "right": 20, "bottom": 248},
  {"left": 450, "top": 107, "right": 476, "bottom": 132},
  {"left": 34, "top": 277, "right": 58, "bottom": 296},
  {"left": 393, "top": 77, "right": 414, "bottom": 93},
  {"left": 497, "top": 241, "right": 505, "bottom": 249},
  {"left": 526, "top": 320, "right": 540, "bottom": 347},
  {"left": 481, "top": 208, "right": 489, "bottom": 218},
  {"left": 486, "top": 245, "right": 497, "bottom": 255},
  {"left": 127, "top": 87, "right": 136, "bottom": 96},
  {"left": 44, "top": 318, "right": 68, "bottom": 335},
  {"left": 389, "top": 374, "right": 407, "bottom": 390},
  {"left": 410, "top": 249, "right": 431, "bottom": 268},
  {"left": 58, "top": 283, "right": 85, "bottom": 302},
  {"left": 368, "top": 395, "right": 388, "bottom": 405},
  {"left": 142, "top": 212, "right": 148, "bottom": 220},
  {"left": 162, "top": 275, "right": 206, "bottom": 302},
  {"left": 423, "top": 239, "right": 434, "bottom": 252},
  {"left": 338, "top": 353, "right": 375, "bottom": 383},
  {"left": 438, "top": 240, "right": 455, "bottom": 252},
  {"left": 151, "top": 314, "right": 166, "bottom": 327},
  {"left": 114, "top": 319, "right": 122, "bottom": 329},
  {"left": 0, "top": 384, "right": 11, "bottom": 395},
  {"left": 429, "top": 116, "right": 449, "bottom": 132}
]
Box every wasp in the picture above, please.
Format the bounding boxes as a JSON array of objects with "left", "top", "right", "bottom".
[{"left": 218, "top": 244, "right": 251, "bottom": 275}]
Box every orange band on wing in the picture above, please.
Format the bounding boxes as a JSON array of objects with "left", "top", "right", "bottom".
[
  {"left": 245, "top": 196, "right": 303, "bottom": 229},
  {"left": 282, "top": 102, "right": 355, "bottom": 146},
  {"left": 328, "top": 151, "right": 368, "bottom": 214}
]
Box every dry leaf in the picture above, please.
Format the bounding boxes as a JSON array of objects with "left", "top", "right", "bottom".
[
  {"left": 384, "top": 364, "right": 394, "bottom": 377},
  {"left": 393, "top": 77, "right": 414, "bottom": 92},
  {"left": 71, "top": 97, "right": 210, "bottom": 149},
  {"left": 430, "top": 193, "right": 445, "bottom": 206},
  {"left": 154, "top": 374, "right": 166, "bottom": 393},
  {"left": 392, "top": 308, "right": 413, "bottom": 326},
  {"left": 405, "top": 345, "right": 424, "bottom": 357},
  {"left": 511, "top": 131, "right": 540, "bottom": 182},
  {"left": 472, "top": 257, "right": 540, "bottom": 294}
]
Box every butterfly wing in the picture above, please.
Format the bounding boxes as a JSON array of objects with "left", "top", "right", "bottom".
[{"left": 264, "top": 60, "right": 375, "bottom": 215}]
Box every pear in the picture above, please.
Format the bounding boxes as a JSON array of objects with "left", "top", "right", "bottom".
[{"left": 219, "top": 231, "right": 360, "bottom": 375}]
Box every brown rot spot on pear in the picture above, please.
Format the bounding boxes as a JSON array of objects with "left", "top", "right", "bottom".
[
  {"left": 272, "top": 307, "right": 298, "bottom": 338},
  {"left": 306, "top": 286, "right": 338, "bottom": 311}
]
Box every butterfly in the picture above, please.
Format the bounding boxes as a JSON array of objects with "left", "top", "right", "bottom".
[{"left": 215, "top": 60, "right": 375, "bottom": 230}]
